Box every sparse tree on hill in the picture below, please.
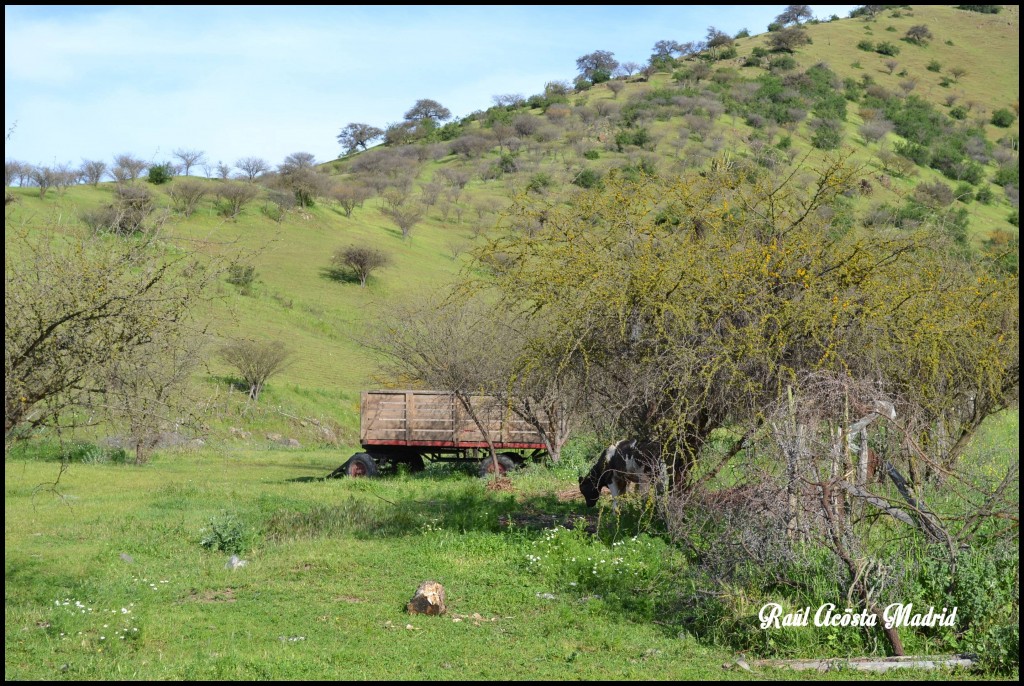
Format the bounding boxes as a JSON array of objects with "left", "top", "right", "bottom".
[
  {"left": 606, "top": 80, "right": 626, "bottom": 98},
  {"left": 337, "top": 123, "right": 385, "bottom": 156},
  {"left": 111, "top": 154, "right": 147, "bottom": 184},
  {"left": 217, "top": 182, "right": 259, "bottom": 218},
  {"left": 618, "top": 61, "right": 642, "bottom": 77},
  {"left": 576, "top": 50, "right": 619, "bottom": 83},
  {"left": 492, "top": 94, "right": 526, "bottom": 108},
  {"left": 215, "top": 161, "right": 232, "bottom": 180},
  {"left": 904, "top": 24, "right": 933, "bottom": 45},
  {"left": 331, "top": 245, "right": 391, "bottom": 287},
  {"left": 776, "top": 5, "right": 813, "bottom": 26},
  {"left": 29, "top": 165, "right": 59, "bottom": 199},
  {"left": 331, "top": 181, "right": 372, "bottom": 218},
  {"left": 704, "top": 27, "right": 735, "bottom": 58},
  {"left": 382, "top": 202, "right": 425, "bottom": 240},
  {"left": 769, "top": 26, "right": 812, "bottom": 52},
  {"left": 219, "top": 339, "right": 291, "bottom": 402},
  {"left": 403, "top": 99, "right": 452, "bottom": 124},
  {"left": 235, "top": 156, "right": 270, "bottom": 182},
  {"left": 80, "top": 159, "right": 108, "bottom": 187},
  {"left": 167, "top": 179, "right": 209, "bottom": 217},
  {"left": 279, "top": 152, "right": 317, "bottom": 174},
  {"left": 652, "top": 40, "right": 684, "bottom": 58},
  {"left": 172, "top": 148, "right": 206, "bottom": 176}
]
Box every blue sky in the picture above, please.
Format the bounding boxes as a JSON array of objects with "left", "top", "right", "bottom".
[{"left": 5, "top": 5, "right": 857, "bottom": 172}]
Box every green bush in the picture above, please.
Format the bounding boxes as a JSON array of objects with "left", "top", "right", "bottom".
[
  {"left": 974, "top": 185, "right": 995, "bottom": 204},
  {"left": 614, "top": 127, "right": 653, "bottom": 151},
  {"left": 991, "top": 109, "right": 1016, "bottom": 128},
  {"left": 927, "top": 60, "right": 942, "bottom": 73},
  {"left": 583, "top": 149, "right": 600, "bottom": 160},
  {"left": 875, "top": 41, "right": 900, "bottom": 56},
  {"left": 572, "top": 168, "right": 603, "bottom": 189},
  {"left": 769, "top": 55, "right": 797, "bottom": 71},
  {"left": 146, "top": 163, "right": 174, "bottom": 185},
  {"left": 526, "top": 172, "right": 554, "bottom": 194},
  {"left": 949, "top": 105, "right": 967, "bottom": 120},
  {"left": 227, "top": 264, "right": 257, "bottom": 289},
  {"left": 857, "top": 39, "right": 875, "bottom": 51},
  {"left": 810, "top": 119, "right": 842, "bottom": 150}
]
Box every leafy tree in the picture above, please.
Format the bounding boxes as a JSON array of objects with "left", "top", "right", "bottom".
[
  {"left": 219, "top": 339, "right": 291, "bottom": 402},
  {"left": 768, "top": 26, "right": 811, "bottom": 52},
  {"left": 5, "top": 225, "right": 222, "bottom": 452},
  {"left": 172, "top": 148, "right": 206, "bottom": 176},
  {"left": 904, "top": 24, "right": 933, "bottom": 45},
  {"left": 235, "top": 157, "right": 270, "bottom": 182},
  {"left": 337, "top": 123, "right": 385, "bottom": 155},
  {"left": 331, "top": 245, "right": 390, "bottom": 287},
  {"left": 403, "top": 99, "right": 452, "bottom": 124},
  {"left": 575, "top": 50, "right": 619, "bottom": 83},
  {"left": 703, "top": 26, "right": 735, "bottom": 59},
  {"left": 652, "top": 39, "right": 684, "bottom": 58},
  {"left": 470, "top": 154, "right": 1018, "bottom": 488}
]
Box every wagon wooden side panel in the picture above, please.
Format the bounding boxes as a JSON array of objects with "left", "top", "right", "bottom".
[{"left": 360, "top": 390, "right": 547, "bottom": 451}]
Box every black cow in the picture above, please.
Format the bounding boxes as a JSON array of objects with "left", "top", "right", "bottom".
[{"left": 578, "top": 438, "right": 665, "bottom": 511}]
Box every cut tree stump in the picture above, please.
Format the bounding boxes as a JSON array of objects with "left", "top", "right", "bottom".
[{"left": 406, "top": 580, "right": 446, "bottom": 616}]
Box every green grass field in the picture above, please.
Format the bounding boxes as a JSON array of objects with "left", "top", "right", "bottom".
[
  {"left": 5, "top": 406, "right": 1018, "bottom": 680},
  {"left": 5, "top": 6, "right": 1019, "bottom": 679}
]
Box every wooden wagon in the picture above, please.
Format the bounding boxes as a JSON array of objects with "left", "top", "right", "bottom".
[{"left": 328, "top": 390, "right": 549, "bottom": 478}]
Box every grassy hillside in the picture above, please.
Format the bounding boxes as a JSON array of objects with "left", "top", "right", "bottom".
[{"left": 5, "top": 4, "right": 1019, "bottom": 442}]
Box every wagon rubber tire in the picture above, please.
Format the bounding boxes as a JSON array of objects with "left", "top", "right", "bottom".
[
  {"left": 479, "top": 454, "right": 516, "bottom": 478},
  {"left": 344, "top": 453, "right": 379, "bottom": 478}
]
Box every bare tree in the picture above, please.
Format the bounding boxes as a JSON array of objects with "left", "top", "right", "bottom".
[
  {"left": 28, "top": 165, "right": 58, "bottom": 199},
  {"left": 217, "top": 182, "right": 259, "bottom": 218},
  {"left": 167, "top": 179, "right": 209, "bottom": 217},
  {"left": 618, "top": 61, "right": 642, "bottom": 77},
  {"left": 219, "top": 339, "right": 291, "bottom": 402},
  {"left": 492, "top": 93, "right": 525, "bottom": 108},
  {"left": 172, "top": 148, "right": 206, "bottom": 176},
  {"left": 111, "top": 154, "right": 147, "bottom": 184},
  {"left": 331, "top": 181, "right": 371, "bottom": 218},
  {"left": 382, "top": 203, "right": 425, "bottom": 240},
  {"left": 235, "top": 157, "right": 270, "bottom": 182},
  {"left": 215, "top": 161, "right": 232, "bottom": 181},
  {"left": 331, "top": 245, "right": 390, "bottom": 287},
  {"left": 80, "top": 159, "right": 108, "bottom": 187}
]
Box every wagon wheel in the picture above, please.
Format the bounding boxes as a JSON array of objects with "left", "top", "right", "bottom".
[
  {"left": 479, "top": 454, "right": 516, "bottom": 478},
  {"left": 344, "top": 453, "right": 380, "bottom": 478}
]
